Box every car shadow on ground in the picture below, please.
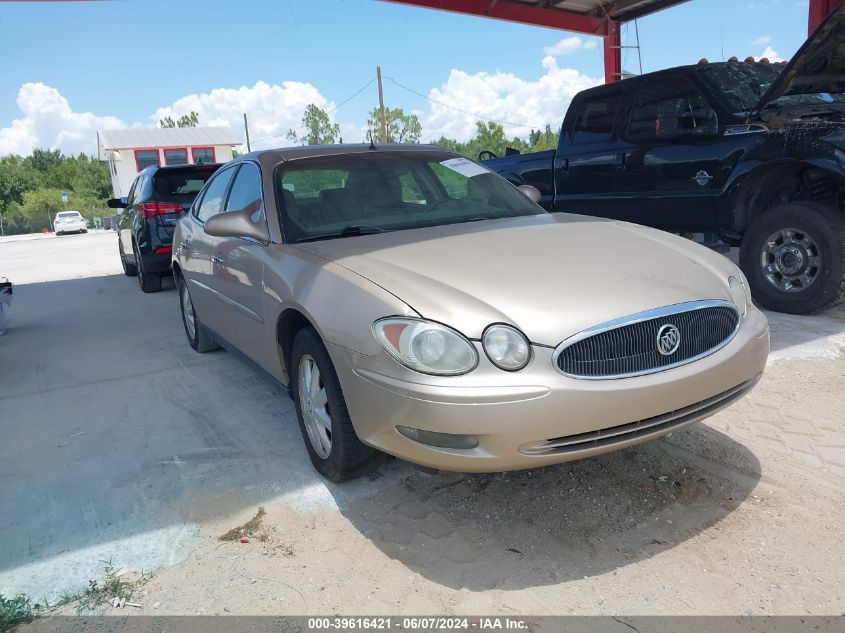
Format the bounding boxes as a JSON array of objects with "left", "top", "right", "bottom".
[{"left": 333, "top": 424, "right": 761, "bottom": 591}]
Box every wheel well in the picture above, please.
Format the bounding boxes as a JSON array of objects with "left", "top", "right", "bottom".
[
  {"left": 277, "top": 308, "right": 314, "bottom": 383},
  {"left": 172, "top": 261, "right": 182, "bottom": 279},
  {"left": 735, "top": 164, "right": 844, "bottom": 230}
]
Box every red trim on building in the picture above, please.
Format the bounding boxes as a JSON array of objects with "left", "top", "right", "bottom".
[
  {"left": 603, "top": 20, "right": 622, "bottom": 84},
  {"left": 133, "top": 148, "right": 161, "bottom": 172},
  {"left": 191, "top": 146, "right": 217, "bottom": 164}
]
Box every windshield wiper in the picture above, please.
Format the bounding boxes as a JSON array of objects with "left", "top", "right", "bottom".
[{"left": 296, "top": 225, "right": 389, "bottom": 243}]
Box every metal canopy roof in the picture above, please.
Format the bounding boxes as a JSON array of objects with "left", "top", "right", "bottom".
[{"left": 506, "top": 0, "right": 690, "bottom": 23}]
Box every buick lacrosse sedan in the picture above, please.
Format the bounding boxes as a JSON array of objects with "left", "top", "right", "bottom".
[{"left": 172, "top": 145, "right": 769, "bottom": 482}]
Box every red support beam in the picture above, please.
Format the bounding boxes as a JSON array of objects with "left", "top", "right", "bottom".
[
  {"left": 809, "top": 0, "right": 845, "bottom": 34},
  {"left": 603, "top": 20, "right": 622, "bottom": 83},
  {"left": 383, "top": 0, "right": 609, "bottom": 36}
]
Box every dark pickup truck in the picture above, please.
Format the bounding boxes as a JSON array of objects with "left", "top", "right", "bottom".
[{"left": 484, "top": 6, "right": 845, "bottom": 315}]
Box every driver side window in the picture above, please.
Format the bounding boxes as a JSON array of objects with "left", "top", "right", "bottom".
[
  {"left": 195, "top": 167, "right": 236, "bottom": 223},
  {"left": 627, "top": 76, "right": 718, "bottom": 140}
]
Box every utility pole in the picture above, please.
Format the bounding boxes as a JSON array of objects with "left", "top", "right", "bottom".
[
  {"left": 243, "top": 113, "right": 252, "bottom": 152},
  {"left": 376, "top": 66, "right": 388, "bottom": 143}
]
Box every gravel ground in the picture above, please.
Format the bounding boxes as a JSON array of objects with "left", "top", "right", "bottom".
[{"left": 1, "top": 232, "right": 843, "bottom": 616}]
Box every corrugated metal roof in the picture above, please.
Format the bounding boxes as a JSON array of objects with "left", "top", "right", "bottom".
[
  {"left": 503, "top": 0, "right": 688, "bottom": 21},
  {"left": 97, "top": 126, "right": 242, "bottom": 156}
]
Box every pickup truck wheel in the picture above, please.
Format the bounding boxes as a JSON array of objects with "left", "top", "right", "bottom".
[
  {"left": 290, "top": 327, "right": 383, "bottom": 482},
  {"left": 740, "top": 201, "right": 845, "bottom": 314}
]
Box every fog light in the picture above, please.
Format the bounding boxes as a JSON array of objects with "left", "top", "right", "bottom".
[{"left": 396, "top": 426, "right": 478, "bottom": 449}]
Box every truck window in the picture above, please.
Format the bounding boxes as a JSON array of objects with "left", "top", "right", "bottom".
[
  {"left": 571, "top": 92, "right": 621, "bottom": 145},
  {"left": 627, "top": 75, "right": 718, "bottom": 140}
]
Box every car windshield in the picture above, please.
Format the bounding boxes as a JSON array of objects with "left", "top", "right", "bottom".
[
  {"left": 698, "top": 63, "right": 783, "bottom": 112},
  {"left": 276, "top": 150, "right": 545, "bottom": 243}
]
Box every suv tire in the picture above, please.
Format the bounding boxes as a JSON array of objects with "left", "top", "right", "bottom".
[
  {"left": 135, "top": 244, "right": 162, "bottom": 293},
  {"left": 119, "top": 242, "right": 138, "bottom": 277},
  {"left": 290, "top": 327, "right": 382, "bottom": 482},
  {"left": 740, "top": 201, "right": 845, "bottom": 314}
]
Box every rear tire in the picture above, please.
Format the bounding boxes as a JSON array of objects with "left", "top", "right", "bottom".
[
  {"left": 135, "top": 244, "right": 162, "bottom": 293},
  {"left": 177, "top": 273, "right": 217, "bottom": 353},
  {"left": 290, "top": 327, "right": 382, "bottom": 482},
  {"left": 740, "top": 201, "right": 845, "bottom": 314}
]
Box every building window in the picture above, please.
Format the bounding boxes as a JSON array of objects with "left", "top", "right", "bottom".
[
  {"left": 134, "top": 149, "right": 160, "bottom": 171},
  {"left": 164, "top": 148, "right": 188, "bottom": 166},
  {"left": 192, "top": 147, "right": 216, "bottom": 165}
]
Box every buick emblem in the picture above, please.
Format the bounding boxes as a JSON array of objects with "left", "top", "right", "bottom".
[{"left": 656, "top": 324, "right": 681, "bottom": 356}]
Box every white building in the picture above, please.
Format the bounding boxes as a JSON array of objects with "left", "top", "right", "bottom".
[{"left": 97, "top": 127, "right": 242, "bottom": 197}]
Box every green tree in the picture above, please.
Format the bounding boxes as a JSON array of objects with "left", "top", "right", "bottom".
[
  {"left": 367, "top": 106, "right": 422, "bottom": 144},
  {"left": 160, "top": 111, "right": 200, "bottom": 128},
  {"left": 287, "top": 104, "right": 341, "bottom": 146},
  {"left": 528, "top": 125, "right": 559, "bottom": 152},
  {"left": 0, "top": 155, "right": 34, "bottom": 223},
  {"left": 13, "top": 188, "right": 66, "bottom": 232}
]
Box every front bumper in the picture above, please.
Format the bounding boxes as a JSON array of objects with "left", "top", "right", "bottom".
[{"left": 329, "top": 306, "right": 770, "bottom": 472}]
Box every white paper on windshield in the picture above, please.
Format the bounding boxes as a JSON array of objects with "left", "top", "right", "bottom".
[{"left": 439, "top": 157, "right": 490, "bottom": 178}]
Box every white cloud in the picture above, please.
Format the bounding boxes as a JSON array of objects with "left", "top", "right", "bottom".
[
  {"left": 752, "top": 35, "right": 772, "bottom": 46},
  {"left": 757, "top": 45, "right": 785, "bottom": 62},
  {"left": 423, "top": 55, "right": 600, "bottom": 142},
  {"left": 0, "top": 83, "right": 125, "bottom": 156},
  {"left": 543, "top": 36, "right": 598, "bottom": 57},
  {"left": 150, "top": 80, "right": 335, "bottom": 150}
]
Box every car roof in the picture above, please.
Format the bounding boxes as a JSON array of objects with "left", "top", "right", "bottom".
[
  {"left": 138, "top": 163, "right": 223, "bottom": 175},
  {"left": 234, "top": 143, "right": 459, "bottom": 170}
]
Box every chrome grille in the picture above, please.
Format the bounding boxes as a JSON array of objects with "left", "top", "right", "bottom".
[{"left": 554, "top": 301, "right": 740, "bottom": 379}]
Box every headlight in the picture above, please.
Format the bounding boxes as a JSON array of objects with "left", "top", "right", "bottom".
[
  {"left": 373, "top": 317, "right": 478, "bottom": 375},
  {"left": 482, "top": 324, "right": 531, "bottom": 371},
  {"left": 729, "top": 275, "right": 748, "bottom": 317}
]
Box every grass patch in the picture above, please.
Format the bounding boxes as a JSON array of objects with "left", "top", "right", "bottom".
[{"left": 0, "top": 593, "right": 33, "bottom": 632}]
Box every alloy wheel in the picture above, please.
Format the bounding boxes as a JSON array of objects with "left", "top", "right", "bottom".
[
  {"left": 298, "top": 354, "right": 332, "bottom": 459},
  {"left": 760, "top": 227, "right": 821, "bottom": 293},
  {"left": 181, "top": 283, "right": 196, "bottom": 340}
]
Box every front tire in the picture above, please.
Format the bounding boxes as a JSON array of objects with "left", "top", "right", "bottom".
[
  {"left": 135, "top": 244, "right": 162, "bottom": 293},
  {"left": 119, "top": 241, "right": 138, "bottom": 277},
  {"left": 177, "top": 273, "right": 217, "bottom": 353},
  {"left": 740, "top": 201, "right": 845, "bottom": 314},
  {"left": 290, "top": 328, "right": 381, "bottom": 482}
]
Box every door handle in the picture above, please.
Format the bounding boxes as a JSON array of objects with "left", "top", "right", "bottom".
[
  {"left": 554, "top": 156, "right": 569, "bottom": 173},
  {"left": 211, "top": 255, "right": 223, "bottom": 265},
  {"left": 614, "top": 152, "right": 627, "bottom": 169}
]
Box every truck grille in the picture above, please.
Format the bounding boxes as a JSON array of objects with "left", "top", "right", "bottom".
[{"left": 554, "top": 301, "right": 740, "bottom": 379}]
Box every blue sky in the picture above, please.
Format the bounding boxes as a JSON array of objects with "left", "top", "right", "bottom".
[{"left": 0, "top": 0, "right": 812, "bottom": 155}]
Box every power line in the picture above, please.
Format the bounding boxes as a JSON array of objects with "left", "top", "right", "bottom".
[
  {"left": 384, "top": 75, "right": 542, "bottom": 130},
  {"left": 248, "top": 76, "right": 376, "bottom": 146}
]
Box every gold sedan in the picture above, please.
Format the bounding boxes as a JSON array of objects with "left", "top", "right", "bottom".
[{"left": 172, "top": 145, "right": 769, "bottom": 482}]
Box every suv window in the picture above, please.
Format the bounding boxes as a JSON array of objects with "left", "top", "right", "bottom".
[
  {"left": 225, "top": 163, "right": 263, "bottom": 219},
  {"left": 571, "top": 91, "right": 621, "bottom": 144},
  {"left": 628, "top": 75, "right": 718, "bottom": 140},
  {"left": 153, "top": 168, "right": 217, "bottom": 198},
  {"left": 195, "top": 167, "right": 236, "bottom": 222}
]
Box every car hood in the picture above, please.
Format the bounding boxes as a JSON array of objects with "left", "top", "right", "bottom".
[
  {"left": 293, "top": 215, "right": 738, "bottom": 347},
  {"left": 753, "top": 4, "right": 845, "bottom": 114}
]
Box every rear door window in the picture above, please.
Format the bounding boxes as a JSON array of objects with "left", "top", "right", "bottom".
[
  {"left": 627, "top": 75, "right": 718, "bottom": 140},
  {"left": 571, "top": 91, "right": 622, "bottom": 145}
]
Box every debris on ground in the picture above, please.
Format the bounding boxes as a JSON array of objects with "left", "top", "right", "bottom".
[{"left": 219, "top": 507, "right": 268, "bottom": 543}]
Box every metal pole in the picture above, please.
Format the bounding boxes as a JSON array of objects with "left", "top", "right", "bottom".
[
  {"left": 244, "top": 113, "right": 252, "bottom": 152},
  {"left": 376, "top": 66, "right": 388, "bottom": 142}
]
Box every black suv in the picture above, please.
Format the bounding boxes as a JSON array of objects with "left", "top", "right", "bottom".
[
  {"left": 109, "top": 164, "right": 221, "bottom": 292},
  {"left": 485, "top": 6, "right": 845, "bottom": 314}
]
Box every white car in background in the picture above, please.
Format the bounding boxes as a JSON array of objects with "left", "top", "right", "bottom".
[{"left": 54, "top": 211, "right": 88, "bottom": 236}]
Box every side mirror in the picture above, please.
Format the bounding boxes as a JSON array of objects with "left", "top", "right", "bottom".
[
  {"left": 107, "top": 197, "right": 127, "bottom": 209},
  {"left": 204, "top": 207, "right": 270, "bottom": 243},
  {"left": 518, "top": 185, "right": 541, "bottom": 203}
]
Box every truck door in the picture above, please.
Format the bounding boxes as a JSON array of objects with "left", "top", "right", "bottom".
[
  {"left": 613, "top": 73, "right": 727, "bottom": 231},
  {"left": 554, "top": 84, "right": 628, "bottom": 217}
]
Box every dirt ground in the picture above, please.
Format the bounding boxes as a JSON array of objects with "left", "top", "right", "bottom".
[{"left": 1, "top": 231, "right": 843, "bottom": 616}]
